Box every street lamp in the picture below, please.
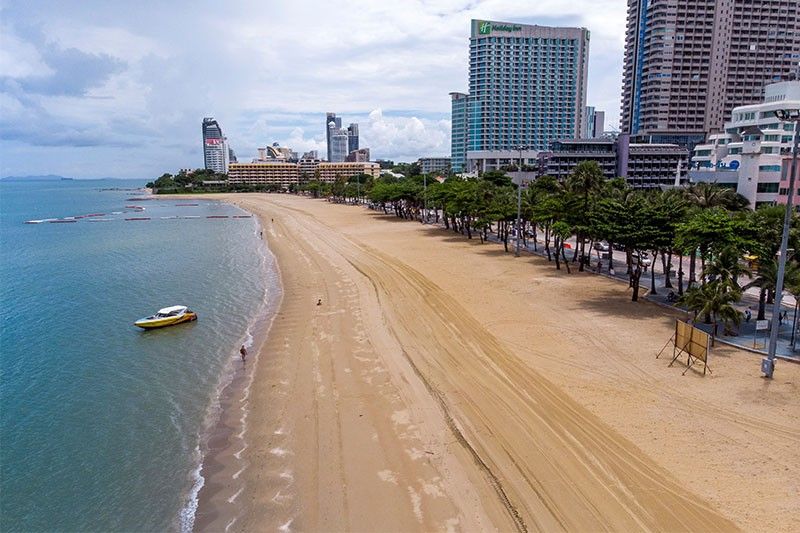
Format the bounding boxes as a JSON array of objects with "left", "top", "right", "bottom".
[
  {"left": 763, "top": 108, "right": 800, "bottom": 378},
  {"left": 514, "top": 145, "right": 529, "bottom": 257},
  {"left": 423, "top": 174, "right": 428, "bottom": 224}
]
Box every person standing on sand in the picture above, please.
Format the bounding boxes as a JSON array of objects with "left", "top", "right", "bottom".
[{"left": 240, "top": 344, "right": 247, "bottom": 362}]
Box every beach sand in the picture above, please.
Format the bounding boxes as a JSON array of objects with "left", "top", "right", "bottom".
[{"left": 197, "top": 193, "right": 799, "bottom": 532}]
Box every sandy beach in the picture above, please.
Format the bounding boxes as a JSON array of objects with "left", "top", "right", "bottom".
[{"left": 196, "top": 193, "right": 799, "bottom": 532}]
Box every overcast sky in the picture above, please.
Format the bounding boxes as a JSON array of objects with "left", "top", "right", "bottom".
[{"left": 0, "top": 0, "right": 627, "bottom": 178}]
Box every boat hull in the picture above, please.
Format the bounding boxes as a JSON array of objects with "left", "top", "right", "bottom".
[{"left": 134, "top": 312, "right": 197, "bottom": 329}]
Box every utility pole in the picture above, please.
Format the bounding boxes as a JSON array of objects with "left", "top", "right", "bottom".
[{"left": 764, "top": 110, "right": 800, "bottom": 378}]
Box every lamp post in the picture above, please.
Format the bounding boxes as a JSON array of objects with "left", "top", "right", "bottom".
[
  {"left": 423, "top": 174, "right": 428, "bottom": 224},
  {"left": 514, "top": 145, "right": 528, "bottom": 257},
  {"left": 763, "top": 108, "right": 800, "bottom": 378}
]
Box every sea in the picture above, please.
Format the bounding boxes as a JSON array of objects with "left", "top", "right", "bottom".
[{"left": 0, "top": 179, "right": 280, "bottom": 532}]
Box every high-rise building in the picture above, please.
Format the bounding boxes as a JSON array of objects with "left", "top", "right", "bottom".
[
  {"left": 202, "top": 117, "right": 229, "bottom": 174},
  {"left": 450, "top": 20, "right": 590, "bottom": 172},
  {"left": 347, "top": 123, "right": 359, "bottom": 154},
  {"left": 329, "top": 126, "right": 349, "bottom": 163},
  {"left": 326, "top": 112, "right": 342, "bottom": 161},
  {"left": 621, "top": 0, "right": 800, "bottom": 148},
  {"left": 450, "top": 92, "right": 469, "bottom": 172},
  {"left": 585, "top": 106, "right": 606, "bottom": 138}
]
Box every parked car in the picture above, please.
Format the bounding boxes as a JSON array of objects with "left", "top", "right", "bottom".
[{"left": 594, "top": 241, "right": 610, "bottom": 252}]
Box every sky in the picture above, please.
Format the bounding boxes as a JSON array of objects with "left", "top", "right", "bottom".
[{"left": 0, "top": 0, "right": 627, "bottom": 179}]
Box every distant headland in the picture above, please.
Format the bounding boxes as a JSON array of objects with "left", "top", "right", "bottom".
[{"left": 2, "top": 175, "right": 72, "bottom": 181}]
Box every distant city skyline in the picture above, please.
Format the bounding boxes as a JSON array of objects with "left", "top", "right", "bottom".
[{"left": 0, "top": 1, "right": 627, "bottom": 178}]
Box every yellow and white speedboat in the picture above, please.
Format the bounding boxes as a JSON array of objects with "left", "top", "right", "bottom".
[{"left": 134, "top": 305, "right": 197, "bottom": 329}]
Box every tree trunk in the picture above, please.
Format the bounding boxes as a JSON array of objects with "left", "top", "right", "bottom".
[
  {"left": 631, "top": 266, "right": 642, "bottom": 301},
  {"left": 626, "top": 249, "right": 633, "bottom": 275},
  {"left": 562, "top": 245, "right": 571, "bottom": 274},
  {"left": 650, "top": 254, "right": 658, "bottom": 295},
  {"left": 608, "top": 244, "right": 614, "bottom": 274},
  {"left": 663, "top": 250, "right": 674, "bottom": 289},
  {"left": 688, "top": 251, "right": 697, "bottom": 288},
  {"left": 677, "top": 252, "right": 684, "bottom": 295},
  {"left": 572, "top": 233, "right": 580, "bottom": 262},
  {"left": 544, "top": 226, "right": 552, "bottom": 261},
  {"left": 758, "top": 287, "right": 767, "bottom": 320},
  {"left": 554, "top": 238, "right": 561, "bottom": 270}
]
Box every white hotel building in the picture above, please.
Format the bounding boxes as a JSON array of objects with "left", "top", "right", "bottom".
[{"left": 690, "top": 81, "right": 800, "bottom": 208}]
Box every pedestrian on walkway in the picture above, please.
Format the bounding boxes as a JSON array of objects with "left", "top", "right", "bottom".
[{"left": 745, "top": 308, "right": 752, "bottom": 322}]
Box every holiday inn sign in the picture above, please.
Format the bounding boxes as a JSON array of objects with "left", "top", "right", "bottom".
[{"left": 478, "top": 21, "right": 523, "bottom": 34}]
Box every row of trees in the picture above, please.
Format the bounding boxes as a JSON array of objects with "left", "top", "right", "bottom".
[{"left": 307, "top": 161, "right": 797, "bottom": 338}]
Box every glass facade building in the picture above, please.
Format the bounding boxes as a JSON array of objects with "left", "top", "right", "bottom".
[{"left": 450, "top": 20, "right": 590, "bottom": 170}]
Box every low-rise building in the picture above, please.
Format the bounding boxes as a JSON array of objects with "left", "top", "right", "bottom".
[
  {"left": 689, "top": 81, "right": 800, "bottom": 208},
  {"left": 545, "top": 136, "right": 687, "bottom": 187},
  {"left": 345, "top": 148, "right": 370, "bottom": 162},
  {"left": 228, "top": 162, "right": 299, "bottom": 188},
  {"left": 317, "top": 162, "right": 380, "bottom": 183},
  {"left": 466, "top": 149, "right": 539, "bottom": 174},
  {"left": 417, "top": 157, "right": 451, "bottom": 175}
]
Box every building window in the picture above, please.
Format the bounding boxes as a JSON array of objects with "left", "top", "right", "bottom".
[
  {"left": 756, "top": 182, "right": 779, "bottom": 193},
  {"left": 759, "top": 165, "right": 782, "bottom": 172}
]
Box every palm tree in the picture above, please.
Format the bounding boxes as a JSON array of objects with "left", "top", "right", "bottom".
[
  {"left": 565, "top": 161, "right": 604, "bottom": 271},
  {"left": 743, "top": 258, "right": 800, "bottom": 320},
  {"left": 704, "top": 246, "right": 752, "bottom": 292},
  {"left": 684, "top": 182, "right": 749, "bottom": 211},
  {"left": 680, "top": 282, "right": 742, "bottom": 339}
]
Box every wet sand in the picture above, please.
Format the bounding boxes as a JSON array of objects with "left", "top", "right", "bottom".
[{"left": 197, "top": 193, "right": 799, "bottom": 532}]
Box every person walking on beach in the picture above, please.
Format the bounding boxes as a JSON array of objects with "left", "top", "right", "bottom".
[{"left": 240, "top": 344, "right": 247, "bottom": 362}]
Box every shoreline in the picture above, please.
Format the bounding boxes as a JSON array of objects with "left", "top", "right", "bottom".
[
  {"left": 191, "top": 192, "right": 798, "bottom": 532},
  {"left": 188, "top": 206, "right": 283, "bottom": 532}
]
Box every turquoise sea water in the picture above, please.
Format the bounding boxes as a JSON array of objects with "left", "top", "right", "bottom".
[{"left": 0, "top": 180, "right": 277, "bottom": 531}]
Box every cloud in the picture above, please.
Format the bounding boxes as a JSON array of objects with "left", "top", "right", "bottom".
[{"left": 0, "top": 0, "right": 627, "bottom": 178}]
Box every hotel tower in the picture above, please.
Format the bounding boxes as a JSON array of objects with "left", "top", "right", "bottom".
[{"left": 450, "top": 19, "right": 589, "bottom": 172}]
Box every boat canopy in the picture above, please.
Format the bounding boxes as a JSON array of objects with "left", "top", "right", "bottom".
[{"left": 157, "top": 305, "right": 188, "bottom": 315}]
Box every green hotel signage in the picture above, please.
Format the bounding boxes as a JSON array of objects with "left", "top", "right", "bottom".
[{"left": 478, "top": 21, "right": 522, "bottom": 34}]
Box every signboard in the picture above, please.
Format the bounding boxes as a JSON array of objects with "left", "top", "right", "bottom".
[
  {"left": 756, "top": 319, "right": 769, "bottom": 331},
  {"left": 205, "top": 138, "right": 222, "bottom": 146},
  {"left": 656, "top": 320, "right": 711, "bottom": 375},
  {"left": 477, "top": 21, "right": 523, "bottom": 35}
]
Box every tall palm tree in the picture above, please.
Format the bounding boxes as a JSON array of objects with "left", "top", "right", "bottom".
[{"left": 565, "top": 161, "right": 604, "bottom": 271}]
